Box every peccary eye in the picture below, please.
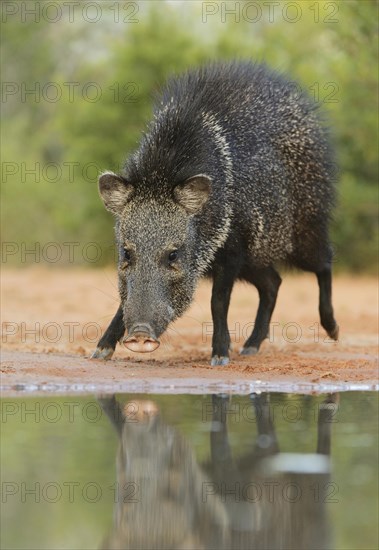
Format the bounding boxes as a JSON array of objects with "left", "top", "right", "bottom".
[
  {"left": 122, "top": 248, "right": 131, "bottom": 263},
  {"left": 168, "top": 250, "right": 178, "bottom": 263}
]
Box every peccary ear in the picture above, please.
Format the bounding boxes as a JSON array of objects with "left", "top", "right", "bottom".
[
  {"left": 98, "top": 171, "right": 134, "bottom": 215},
  {"left": 174, "top": 174, "right": 211, "bottom": 215}
]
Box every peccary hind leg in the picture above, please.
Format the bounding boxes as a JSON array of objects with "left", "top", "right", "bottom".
[
  {"left": 240, "top": 265, "right": 282, "bottom": 355},
  {"left": 91, "top": 305, "right": 125, "bottom": 360},
  {"left": 317, "top": 266, "right": 339, "bottom": 340}
]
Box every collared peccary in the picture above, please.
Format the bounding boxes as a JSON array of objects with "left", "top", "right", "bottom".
[
  {"left": 92, "top": 61, "right": 339, "bottom": 366},
  {"left": 99, "top": 396, "right": 228, "bottom": 550},
  {"left": 99, "top": 393, "right": 337, "bottom": 549}
]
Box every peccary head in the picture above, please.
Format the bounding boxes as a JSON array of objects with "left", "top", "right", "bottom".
[{"left": 99, "top": 171, "right": 210, "bottom": 352}]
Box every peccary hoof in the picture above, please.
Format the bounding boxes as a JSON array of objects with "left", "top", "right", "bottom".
[
  {"left": 327, "top": 324, "right": 339, "bottom": 341},
  {"left": 240, "top": 346, "right": 259, "bottom": 356},
  {"left": 210, "top": 355, "right": 230, "bottom": 366},
  {"left": 90, "top": 347, "right": 115, "bottom": 360}
]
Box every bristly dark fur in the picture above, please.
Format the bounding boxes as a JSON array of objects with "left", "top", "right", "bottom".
[
  {"left": 124, "top": 61, "right": 336, "bottom": 270},
  {"left": 94, "top": 60, "right": 339, "bottom": 365}
]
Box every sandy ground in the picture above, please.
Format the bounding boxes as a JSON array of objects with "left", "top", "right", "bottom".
[{"left": 1, "top": 267, "right": 378, "bottom": 394}]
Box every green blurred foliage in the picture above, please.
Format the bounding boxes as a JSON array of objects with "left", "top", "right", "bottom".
[{"left": 1, "top": 0, "right": 378, "bottom": 271}]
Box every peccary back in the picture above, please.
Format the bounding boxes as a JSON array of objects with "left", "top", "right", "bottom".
[{"left": 126, "top": 61, "right": 335, "bottom": 270}]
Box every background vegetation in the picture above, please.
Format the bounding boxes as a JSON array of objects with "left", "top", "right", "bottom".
[{"left": 1, "top": 0, "right": 378, "bottom": 271}]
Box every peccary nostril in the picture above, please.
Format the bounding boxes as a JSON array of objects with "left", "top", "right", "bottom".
[
  {"left": 129, "top": 323, "right": 153, "bottom": 334},
  {"left": 123, "top": 324, "right": 160, "bottom": 353}
]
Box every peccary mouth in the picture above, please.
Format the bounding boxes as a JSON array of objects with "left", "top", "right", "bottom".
[{"left": 123, "top": 324, "right": 160, "bottom": 353}]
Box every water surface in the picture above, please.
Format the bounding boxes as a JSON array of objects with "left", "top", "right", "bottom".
[{"left": 1, "top": 392, "right": 378, "bottom": 549}]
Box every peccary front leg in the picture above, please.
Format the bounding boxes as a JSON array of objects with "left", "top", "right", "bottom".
[
  {"left": 97, "top": 394, "right": 125, "bottom": 436},
  {"left": 91, "top": 305, "right": 125, "bottom": 360},
  {"left": 210, "top": 394, "right": 233, "bottom": 463},
  {"left": 241, "top": 265, "right": 281, "bottom": 355},
  {"left": 250, "top": 392, "right": 279, "bottom": 456},
  {"left": 210, "top": 265, "right": 236, "bottom": 366}
]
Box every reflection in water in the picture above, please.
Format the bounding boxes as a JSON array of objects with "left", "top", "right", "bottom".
[{"left": 99, "top": 393, "right": 338, "bottom": 550}]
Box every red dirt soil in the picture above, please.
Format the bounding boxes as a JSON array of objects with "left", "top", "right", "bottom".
[{"left": 1, "top": 268, "right": 378, "bottom": 394}]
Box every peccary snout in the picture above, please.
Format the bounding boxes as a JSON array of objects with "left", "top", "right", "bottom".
[{"left": 123, "top": 324, "right": 160, "bottom": 353}]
